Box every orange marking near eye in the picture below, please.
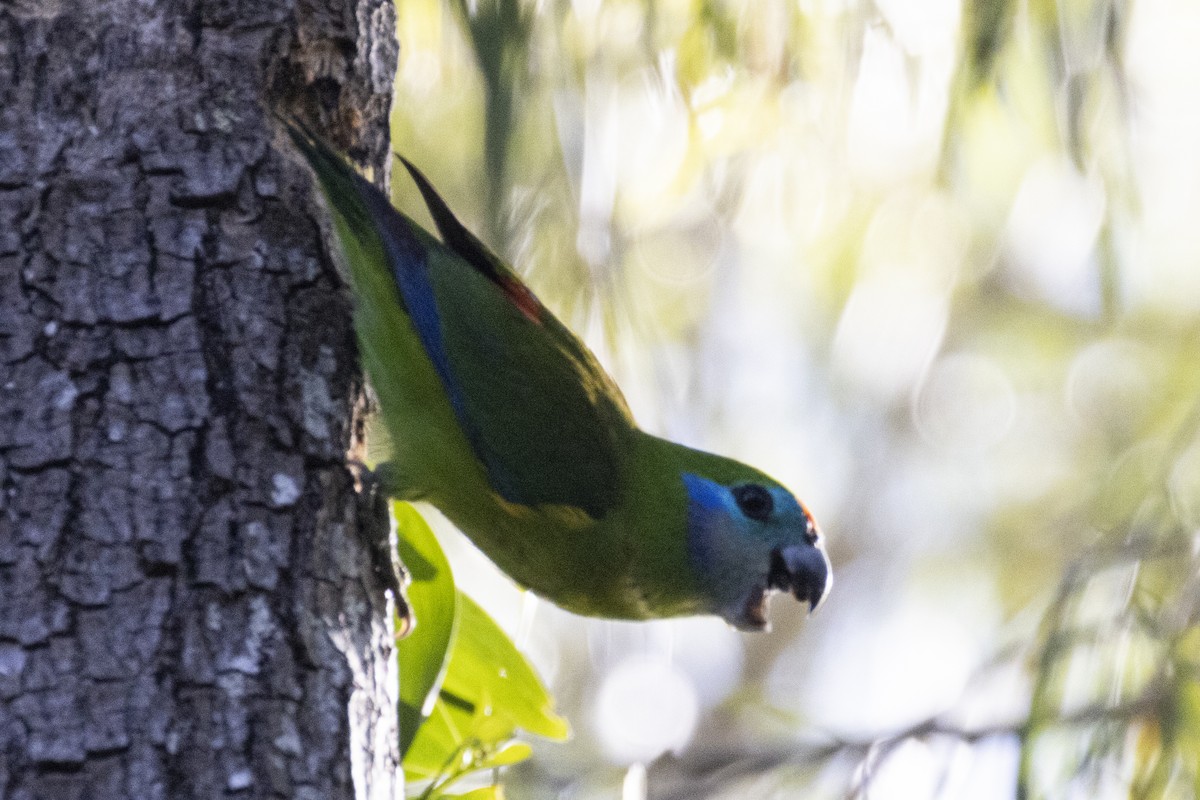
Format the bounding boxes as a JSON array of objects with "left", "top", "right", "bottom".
[{"left": 798, "top": 499, "right": 823, "bottom": 544}]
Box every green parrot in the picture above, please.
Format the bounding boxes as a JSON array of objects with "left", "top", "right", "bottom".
[{"left": 286, "top": 123, "right": 830, "bottom": 631}]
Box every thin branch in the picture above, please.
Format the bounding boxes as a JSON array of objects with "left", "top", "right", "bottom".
[{"left": 660, "top": 682, "right": 1167, "bottom": 800}]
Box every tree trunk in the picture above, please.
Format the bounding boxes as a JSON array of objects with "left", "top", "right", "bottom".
[{"left": 0, "top": 0, "right": 400, "bottom": 798}]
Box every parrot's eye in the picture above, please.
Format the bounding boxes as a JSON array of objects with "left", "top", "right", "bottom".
[{"left": 732, "top": 484, "right": 773, "bottom": 522}]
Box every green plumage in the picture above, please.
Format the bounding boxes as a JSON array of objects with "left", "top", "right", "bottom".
[{"left": 287, "top": 123, "right": 830, "bottom": 631}]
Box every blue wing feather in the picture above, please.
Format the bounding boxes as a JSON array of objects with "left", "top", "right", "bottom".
[
  {"left": 355, "top": 180, "right": 474, "bottom": 432},
  {"left": 287, "top": 123, "right": 630, "bottom": 518}
]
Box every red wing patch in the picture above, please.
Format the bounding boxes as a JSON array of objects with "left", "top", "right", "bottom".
[{"left": 499, "top": 276, "right": 544, "bottom": 323}]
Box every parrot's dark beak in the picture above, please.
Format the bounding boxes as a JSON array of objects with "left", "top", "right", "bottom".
[{"left": 768, "top": 543, "right": 831, "bottom": 614}]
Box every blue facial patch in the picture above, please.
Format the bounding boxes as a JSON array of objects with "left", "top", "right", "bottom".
[
  {"left": 683, "top": 472, "right": 726, "bottom": 508},
  {"left": 682, "top": 472, "right": 729, "bottom": 573}
]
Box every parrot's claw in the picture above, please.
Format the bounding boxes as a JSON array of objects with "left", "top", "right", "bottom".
[
  {"left": 347, "top": 459, "right": 416, "bottom": 501},
  {"left": 348, "top": 458, "right": 415, "bottom": 635},
  {"left": 347, "top": 459, "right": 375, "bottom": 490}
]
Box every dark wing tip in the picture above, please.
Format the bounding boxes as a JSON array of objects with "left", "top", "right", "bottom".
[
  {"left": 394, "top": 153, "right": 545, "bottom": 324},
  {"left": 395, "top": 155, "right": 468, "bottom": 245}
]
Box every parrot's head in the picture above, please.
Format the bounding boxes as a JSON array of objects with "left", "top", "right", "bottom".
[{"left": 678, "top": 455, "right": 831, "bottom": 632}]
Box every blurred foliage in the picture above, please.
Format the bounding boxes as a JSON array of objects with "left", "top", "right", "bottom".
[
  {"left": 387, "top": 0, "right": 1200, "bottom": 797},
  {"left": 394, "top": 504, "right": 568, "bottom": 798}
]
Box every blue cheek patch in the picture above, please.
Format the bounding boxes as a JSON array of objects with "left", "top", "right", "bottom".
[{"left": 682, "top": 473, "right": 728, "bottom": 573}]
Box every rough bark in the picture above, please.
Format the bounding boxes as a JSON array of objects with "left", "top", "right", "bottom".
[{"left": 0, "top": 0, "right": 400, "bottom": 798}]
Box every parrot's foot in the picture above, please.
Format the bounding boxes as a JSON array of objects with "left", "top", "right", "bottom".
[
  {"left": 348, "top": 459, "right": 420, "bottom": 502},
  {"left": 349, "top": 459, "right": 414, "bottom": 635}
]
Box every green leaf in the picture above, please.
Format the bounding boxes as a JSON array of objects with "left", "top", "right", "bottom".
[
  {"left": 475, "top": 741, "right": 532, "bottom": 771},
  {"left": 443, "top": 787, "right": 505, "bottom": 800},
  {"left": 404, "top": 688, "right": 485, "bottom": 783},
  {"left": 395, "top": 502, "right": 459, "bottom": 756},
  {"left": 404, "top": 701, "right": 535, "bottom": 786},
  {"left": 403, "top": 591, "right": 568, "bottom": 787},
  {"left": 394, "top": 504, "right": 566, "bottom": 790},
  {"left": 440, "top": 593, "right": 570, "bottom": 742}
]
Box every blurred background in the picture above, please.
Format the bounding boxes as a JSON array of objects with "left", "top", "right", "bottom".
[{"left": 389, "top": 0, "right": 1200, "bottom": 797}]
